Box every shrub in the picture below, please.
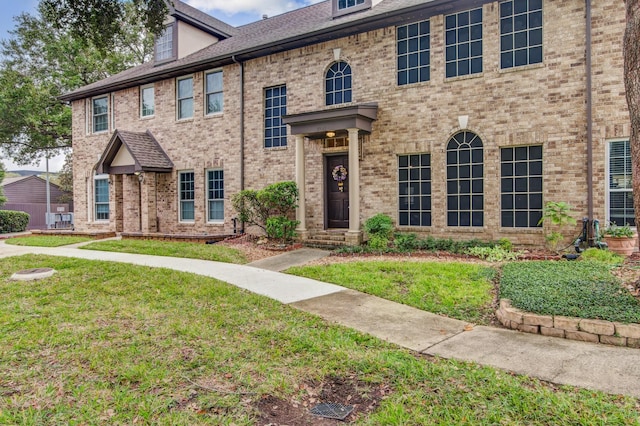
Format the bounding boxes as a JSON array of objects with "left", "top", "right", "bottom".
[
  {"left": 465, "top": 246, "right": 521, "bottom": 262},
  {"left": 367, "top": 234, "right": 390, "bottom": 251},
  {"left": 364, "top": 214, "right": 394, "bottom": 239},
  {"left": 0, "top": 210, "right": 30, "bottom": 233},
  {"left": 394, "top": 232, "right": 418, "bottom": 251},
  {"left": 232, "top": 181, "right": 299, "bottom": 241}
]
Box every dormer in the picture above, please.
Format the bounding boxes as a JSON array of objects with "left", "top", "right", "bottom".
[
  {"left": 332, "top": 0, "right": 381, "bottom": 18},
  {"left": 154, "top": 0, "right": 237, "bottom": 64}
]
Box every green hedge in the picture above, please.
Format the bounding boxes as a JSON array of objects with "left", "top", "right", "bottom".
[
  {"left": 0, "top": 210, "right": 30, "bottom": 233},
  {"left": 501, "top": 261, "right": 640, "bottom": 323}
]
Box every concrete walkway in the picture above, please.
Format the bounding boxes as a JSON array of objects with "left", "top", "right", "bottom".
[{"left": 2, "top": 241, "right": 640, "bottom": 398}]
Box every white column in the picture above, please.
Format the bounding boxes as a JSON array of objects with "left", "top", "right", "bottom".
[
  {"left": 347, "top": 128, "right": 360, "bottom": 235},
  {"left": 295, "top": 135, "right": 307, "bottom": 233}
]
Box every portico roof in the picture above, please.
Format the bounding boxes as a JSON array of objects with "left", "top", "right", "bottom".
[
  {"left": 96, "top": 130, "right": 174, "bottom": 175},
  {"left": 282, "top": 103, "right": 378, "bottom": 138}
]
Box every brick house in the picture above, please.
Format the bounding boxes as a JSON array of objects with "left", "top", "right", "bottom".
[{"left": 61, "top": 0, "right": 631, "bottom": 246}]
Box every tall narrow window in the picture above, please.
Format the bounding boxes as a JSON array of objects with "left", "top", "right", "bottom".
[
  {"left": 177, "top": 76, "right": 194, "bottom": 120},
  {"left": 207, "top": 170, "right": 224, "bottom": 222},
  {"left": 205, "top": 70, "right": 223, "bottom": 114},
  {"left": 141, "top": 85, "right": 155, "bottom": 117},
  {"left": 608, "top": 140, "right": 635, "bottom": 226},
  {"left": 447, "top": 131, "right": 484, "bottom": 227},
  {"left": 397, "top": 20, "right": 430, "bottom": 86},
  {"left": 445, "top": 8, "right": 483, "bottom": 78},
  {"left": 326, "top": 61, "right": 352, "bottom": 106},
  {"left": 264, "top": 85, "right": 287, "bottom": 148},
  {"left": 501, "top": 146, "right": 543, "bottom": 227},
  {"left": 92, "top": 96, "right": 108, "bottom": 133},
  {"left": 500, "top": 0, "right": 543, "bottom": 69},
  {"left": 94, "top": 177, "right": 109, "bottom": 220},
  {"left": 398, "top": 154, "right": 431, "bottom": 227},
  {"left": 156, "top": 25, "right": 174, "bottom": 62},
  {"left": 179, "top": 171, "right": 195, "bottom": 222}
]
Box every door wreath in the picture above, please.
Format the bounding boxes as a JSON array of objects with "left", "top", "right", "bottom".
[{"left": 332, "top": 165, "right": 348, "bottom": 192}]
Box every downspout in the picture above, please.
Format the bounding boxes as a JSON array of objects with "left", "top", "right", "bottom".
[
  {"left": 585, "top": 0, "right": 594, "bottom": 243},
  {"left": 232, "top": 55, "right": 245, "bottom": 233}
]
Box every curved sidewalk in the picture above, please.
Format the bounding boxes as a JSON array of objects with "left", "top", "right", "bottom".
[{"left": 2, "top": 242, "right": 640, "bottom": 398}]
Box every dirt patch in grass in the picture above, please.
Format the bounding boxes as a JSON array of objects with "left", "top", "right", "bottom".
[{"left": 255, "top": 375, "right": 390, "bottom": 425}]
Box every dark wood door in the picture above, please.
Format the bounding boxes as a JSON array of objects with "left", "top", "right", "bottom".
[{"left": 326, "top": 155, "right": 349, "bottom": 229}]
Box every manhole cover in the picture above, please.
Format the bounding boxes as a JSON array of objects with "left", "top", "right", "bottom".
[
  {"left": 309, "top": 403, "right": 354, "bottom": 420},
  {"left": 10, "top": 268, "right": 56, "bottom": 281}
]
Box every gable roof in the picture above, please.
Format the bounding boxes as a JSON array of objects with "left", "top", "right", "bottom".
[
  {"left": 1, "top": 175, "right": 61, "bottom": 189},
  {"left": 96, "top": 130, "right": 174, "bottom": 175},
  {"left": 61, "top": 0, "right": 482, "bottom": 102},
  {"left": 170, "top": 0, "right": 238, "bottom": 38}
]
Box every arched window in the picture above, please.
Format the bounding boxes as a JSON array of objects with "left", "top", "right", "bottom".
[
  {"left": 446, "top": 131, "right": 484, "bottom": 227},
  {"left": 325, "top": 61, "right": 352, "bottom": 105}
]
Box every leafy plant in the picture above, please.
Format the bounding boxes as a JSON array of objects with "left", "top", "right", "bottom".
[
  {"left": 465, "top": 246, "right": 522, "bottom": 262},
  {"left": 367, "top": 234, "right": 390, "bottom": 251},
  {"left": 538, "top": 201, "right": 577, "bottom": 252},
  {"left": 579, "top": 248, "right": 624, "bottom": 265},
  {"left": 232, "top": 181, "right": 299, "bottom": 241},
  {"left": 0, "top": 210, "right": 29, "bottom": 233},
  {"left": 364, "top": 214, "right": 394, "bottom": 250},
  {"left": 394, "top": 232, "right": 418, "bottom": 251},
  {"left": 603, "top": 222, "right": 635, "bottom": 238}
]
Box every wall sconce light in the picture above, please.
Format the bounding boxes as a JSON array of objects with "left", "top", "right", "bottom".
[
  {"left": 134, "top": 171, "right": 145, "bottom": 183},
  {"left": 326, "top": 131, "right": 336, "bottom": 138}
]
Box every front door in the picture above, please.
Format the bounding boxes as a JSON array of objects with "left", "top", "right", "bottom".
[{"left": 326, "top": 155, "right": 349, "bottom": 229}]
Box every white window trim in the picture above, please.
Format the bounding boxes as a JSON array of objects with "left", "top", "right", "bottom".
[
  {"left": 178, "top": 170, "right": 196, "bottom": 223},
  {"left": 204, "top": 69, "right": 224, "bottom": 116},
  {"left": 93, "top": 174, "right": 110, "bottom": 222},
  {"left": 140, "top": 84, "right": 155, "bottom": 118},
  {"left": 176, "top": 75, "right": 194, "bottom": 121},
  {"left": 605, "top": 138, "right": 635, "bottom": 228},
  {"left": 206, "top": 169, "right": 224, "bottom": 223},
  {"left": 91, "top": 95, "right": 109, "bottom": 134}
]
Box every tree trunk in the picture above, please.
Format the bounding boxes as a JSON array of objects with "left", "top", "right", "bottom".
[{"left": 624, "top": 1, "right": 640, "bottom": 248}]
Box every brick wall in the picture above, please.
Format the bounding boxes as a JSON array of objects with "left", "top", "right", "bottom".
[{"left": 72, "top": 0, "right": 630, "bottom": 245}]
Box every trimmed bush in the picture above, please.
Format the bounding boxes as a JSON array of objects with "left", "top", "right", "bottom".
[
  {"left": 0, "top": 210, "right": 30, "bottom": 233},
  {"left": 501, "top": 261, "right": 640, "bottom": 323}
]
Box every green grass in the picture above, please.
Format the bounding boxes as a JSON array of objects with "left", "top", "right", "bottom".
[
  {"left": 501, "top": 261, "right": 640, "bottom": 323},
  {"left": 5, "top": 235, "right": 94, "bottom": 247},
  {"left": 81, "top": 239, "right": 249, "bottom": 264},
  {"left": 0, "top": 255, "right": 638, "bottom": 424},
  {"left": 287, "top": 261, "right": 496, "bottom": 324}
]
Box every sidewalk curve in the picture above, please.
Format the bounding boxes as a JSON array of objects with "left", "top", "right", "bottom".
[{"left": 2, "top": 242, "right": 640, "bottom": 398}]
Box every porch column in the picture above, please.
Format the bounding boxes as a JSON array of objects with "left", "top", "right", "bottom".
[
  {"left": 347, "top": 128, "right": 362, "bottom": 244},
  {"left": 295, "top": 134, "right": 309, "bottom": 239}
]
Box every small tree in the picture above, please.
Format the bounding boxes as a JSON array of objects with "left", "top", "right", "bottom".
[
  {"left": 538, "top": 201, "right": 577, "bottom": 252},
  {"left": 232, "top": 181, "right": 299, "bottom": 241}
]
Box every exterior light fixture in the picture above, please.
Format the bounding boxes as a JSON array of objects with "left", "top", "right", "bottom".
[{"left": 326, "top": 131, "right": 336, "bottom": 138}]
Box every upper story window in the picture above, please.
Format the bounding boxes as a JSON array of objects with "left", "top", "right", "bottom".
[
  {"left": 205, "top": 70, "right": 223, "bottom": 115},
  {"left": 397, "top": 20, "right": 430, "bottom": 86},
  {"left": 500, "top": 0, "right": 543, "bottom": 69},
  {"left": 141, "top": 85, "right": 155, "bottom": 117},
  {"left": 333, "top": 0, "right": 371, "bottom": 17},
  {"left": 92, "top": 96, "right": 109, "bottom": 133},
  {"left": 445, "top": 8, "right": 483, "bottom": 78},
  {"left": 177, "top": 76, "right": 194, "bottom": 120},
  {"left": 326, "top": 61, "right": 352, "bottom": 106},
  {"left": 608, "top": 140, "right": 635, "bottom": 226},
  {"left": 155, "top": 24, "right": 175, "bottom": 62},
  {"left": 264, "top": 85, "right": 287, "bottom": 148}
]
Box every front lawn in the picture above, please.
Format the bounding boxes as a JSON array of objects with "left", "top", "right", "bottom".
[
  {"left": 5, "top": 235, "right": 94, "bottom": 247},
  {"left": 501, "top": 261, "right": 640, "bottom": 323},
  {"left": 287, "top": 260, "right": 496, "bottom": 324},
  {"left": 81, "top": 239, "right": 249, "bottom": 264},
  {"left": 0, "top": 255, "right": 638, "bottom": 424}
]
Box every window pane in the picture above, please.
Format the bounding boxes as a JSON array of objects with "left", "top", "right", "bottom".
[
  {"left": 447, "top": 131, "right": 483, "bottom": 227},
  {"left": 264, "top": 85, "right": 287, "bottom": 147},
  {"left": 445, "top": 8, "right": 483, "bottom": 78},
  {"left": 397, "top": 19, "right": 430, "bottom": 86},
  {"left": 500, "top": 0, "right": 543, "bottom": 69},
  {"left": 500, "top": 145, "right": 543, "bottom": 227},
  {"left": 398, "top": 154, "right": 431, "bottom": 227}
]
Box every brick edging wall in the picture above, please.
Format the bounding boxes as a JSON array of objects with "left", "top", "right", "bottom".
[{"left": 496, "top": 299, "right": 640, "bottom": 348}]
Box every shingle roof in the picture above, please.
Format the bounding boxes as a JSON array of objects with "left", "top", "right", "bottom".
[
  {"left": 96, "top": 130, "right": 174, "bottom": 174},
  {"left": 171, "top": 0, "right": 238, "bottom": 38},
  {"left": 61, "top": 0, "right": 457, "bottom": 101}
]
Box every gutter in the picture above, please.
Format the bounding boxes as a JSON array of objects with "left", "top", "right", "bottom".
[
  {"left": 232, "top": 55, "right": 246, "bottom": 233},
  {"left": 585, "top": 0, "right": 594, "bottom": 241},
  {"left": 60, "top": 0, "right": 487, "bottom": 102}
]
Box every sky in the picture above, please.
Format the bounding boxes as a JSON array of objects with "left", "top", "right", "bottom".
[{"left": 0, "top": 0, "right": 321, "bottom": 172}]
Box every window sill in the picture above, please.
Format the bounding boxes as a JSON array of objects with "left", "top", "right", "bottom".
[
  {"left": 140, "top": 115, "right": 155, "bottom": 120},
  {"left": 444, "top": 72, "right": 483, "bottom": 83},
  {"left": 396, "top": 79, "right": 432, "bottom": 90},
  {"left": 207, "top": 221, "right": 225, "bottom": 226},
  {"left": 89, "top": 131, "right": 109, "bottom": 136},
  {"left": 498, "top": 62, "right": 544, "bottom": 75},
  {"left": 205, "top": 112, "right": 224, "bottom": 119},
  {"left": 445, "top": 227, "right": 485, "bottom": 233},
  {"left": 176, "top": 118, "right": 194, "bottom": 123},
  {"left": 179, "top": 221, "right": 195, "bottom": 224},
  {"left": 264, "top": 146, "right": 288, "bottom": 151},
  {"left": 499, "top": 227, "right": 543, "bottom": 234}
]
